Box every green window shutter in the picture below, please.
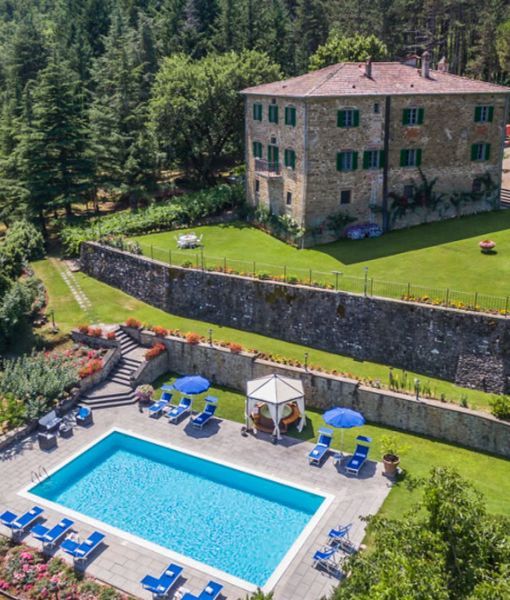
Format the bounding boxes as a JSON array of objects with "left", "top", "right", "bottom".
[
  {"left": 285, "top": 107, "right": 289, "bottom": 125},
  {"left": 285, "top": 107, "right": 296, "bottom": 126},
  {"left": 379, "top": 150, "right": 385, "bottom": 168},
  {"left": 353, "top": 110, "right": 360, "bottom": 127},
  {"left": 336, "top": 152, "right": 342, "bottom": 171},
  {"left": 291, "top": 150, "right": 296, "bottom": 168},
  {"left": 253, "top": 104, "right": 256, "bottom": 120},
  {"left": 485, "top": 144, "right": 491, "bottom": 160},
  {"left": 488, "top": 106, "right": 494, "bottom": 122},
  {"left": 252, "top": 141, "right": 256, "bottom": 156},
  {"left": 400, "top": 149, "right": 407, "bottom": 166},
  {"left": 417, "top": 108, "right": 424, "bottom": 124},
  {"left": 416, "top": 149, "right": 422, "bottom": 166},
  {"left": 292, "top": 107, "right": 296, "bottom": 126},
  {"left": 474, "top": 106, "right": 481, "bottom": 122},
  {"left": 253, "top": 103, "right": 262, "bottom": 121},
  {"left": 352, "top": 151, "right": 358, "bottom": 170},
  {"left": 471, "top": 144, "right": 477, "bottom": 161},
  {"left": 402, "top": 109, "right": 409, "bottom": 125},
  {"left": 274, "top": 106, "right": 279, "bottom": 123},
  {"left": 363, "top": 151, "right": 370, "bottom": 169},
  {"left": 337, "top": 110, "right": 345, "bottom": 127}
]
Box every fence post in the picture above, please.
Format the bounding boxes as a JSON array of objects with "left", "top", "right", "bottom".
[
  {"left": 223, "top": 257, "right": 226, "bottom": 272},
  {"left": 407, "top": 282, "right": 411, "bottom": 296},
  {"left": 333, "top": 271, "right": 340, "bottom": 290},
  {"left": 253, "top": 261, "right": 256, "bottom": 278},
  {"left": 474, "top": 291, "right": 478, "bottom": 308},
  {"left": 196, "top": 253, "right": 199, "bottom": 268},
  {"left": 150, "top": 245, "right": 153, "bottom": 260},
  {"left": 363, "top": 267, "right": 368, "bottom": 296},
  {"left": 445, "top": 288, "right": 450, "bottom": 305},
  {"left": 370, "top": 278, "right": 374, "bottom": 296},
  {"left": 506, "top": 296, "right": 509, "bottom": 316},
  {"left": 309, "top": 269, "right": 312, "bottom": 285},
  {"left": 200, "top": 248, "right": 204, "bottom": 270},
  {"left": 169, "top": 249, "right": 172, "bottom": 265},
  {"left": 283, "top": 265, "right": 287, "bottom": 282}
]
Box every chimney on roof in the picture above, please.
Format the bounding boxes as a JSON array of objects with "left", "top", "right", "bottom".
[
  {"left": 421, "top": 51, "right": 430, "bottom": 78},
  {"left": 364, "top": 57, "right": 372, "bottom": 79},
  {"left": 437, "top": 56, "right": 449, "bottom": 73}
]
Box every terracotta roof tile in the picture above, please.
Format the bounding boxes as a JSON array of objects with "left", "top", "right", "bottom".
[{"left": 241, "top": 62, "right": 510, "bottom": 98}]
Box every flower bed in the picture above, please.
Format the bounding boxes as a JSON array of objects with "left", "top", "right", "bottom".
[
  {"left": 144, "top": 343, "right": 166, "bottom": 360},
  {"left": 0, "top": 540, "right": 131, "bottom": 599}
]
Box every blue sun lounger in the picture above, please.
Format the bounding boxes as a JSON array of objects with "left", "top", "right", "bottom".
[
  {"left": 345, "top": 435, "right": 372, "bottom": 476},
  {"left": 328, "top": 523, "right": 353, "bottom": 551},
  {"left": 140, "top": 562, "right": 183, "bottom": 598},
  {"left": 61, "top": 531, "right": 105, "bottom": 564},
  {"left": 167, "top": 397, "right": 192, "bottom": 423},
  {"left": 32, "top": 518, "right": 74, "bottom": 550},
  {"left": 0, "top": 506, "right": 44, "bottom": 537},
  {"left": 181, "top": 580, "right": 224, "bottom": 600},
  {"left": 148, "top": 395, "right": 172, "bottom": 418},
  {"left": 312, "top": 545, "right": 345, "bottom": 575},
  {"left": 191, "top": 397, "right": 218, "bottom": 429},
  {"left": 308, "top": 427, "right": 333, "bottom": 465}
]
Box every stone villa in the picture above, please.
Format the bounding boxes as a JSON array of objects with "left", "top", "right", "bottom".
[{"left": 241, "top": 56, "right": 510, "bottom": 244}]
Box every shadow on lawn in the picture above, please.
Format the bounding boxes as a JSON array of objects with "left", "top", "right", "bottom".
[{"left": 314, "top": 211, "right": 510, "bottom": 265}]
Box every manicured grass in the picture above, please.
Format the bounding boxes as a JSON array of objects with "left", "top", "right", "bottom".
[
  {"left": 33, "top": 258, "right": 496, "bottom": 414},
  {"left": 132, "top": 212, "right": 510, "bottom": 301},
  {"left": 152, "top": 374, "right": 510, "bottom": 520}
]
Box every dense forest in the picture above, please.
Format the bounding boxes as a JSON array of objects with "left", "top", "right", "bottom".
[{"left": 0, "top": 0, "right": 508, "bottom": 231}]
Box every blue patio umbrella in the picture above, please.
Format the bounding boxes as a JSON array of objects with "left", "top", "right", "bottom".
[
  {"left": 323, "top": 407, "right": 365, "bottom": 454},
  {"left": 173, "top": 375, "right": 210, "bottom": 395}
]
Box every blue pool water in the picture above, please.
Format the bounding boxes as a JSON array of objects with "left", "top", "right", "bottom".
[{"left": 30, "top": 431, "right": 325, "bottom": 586}]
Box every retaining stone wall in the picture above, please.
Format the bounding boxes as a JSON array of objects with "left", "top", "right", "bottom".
[
  {"left": 133, "top": 330, "right": 510, "bottom": 458},
  {"left": 81, "top": 242, "right": 510, "bottom": 393}
]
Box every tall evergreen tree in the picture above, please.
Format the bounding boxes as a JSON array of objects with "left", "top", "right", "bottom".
[
  {"left": 294, "top": 0, "right": 328, "bottom": 72},
  {"left": 17, "top": 53, "right": 94, "bottom": 230}
]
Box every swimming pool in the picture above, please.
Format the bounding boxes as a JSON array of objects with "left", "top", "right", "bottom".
[{"left": 27, "top": 429, "right": 329, "bottom": 589}]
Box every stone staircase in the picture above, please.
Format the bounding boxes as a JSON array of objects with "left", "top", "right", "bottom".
[{"left": 81, "top": 327, "right": 143, "bottom": 409}]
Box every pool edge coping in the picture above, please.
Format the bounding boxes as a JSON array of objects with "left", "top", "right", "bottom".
[{"left": 19, "top": 426, "right": 335, "bottom": 594}]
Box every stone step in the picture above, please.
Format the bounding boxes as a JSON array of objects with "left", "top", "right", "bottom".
[
  {"left": 110, "top": 374, "right": 132, "bottom": 385},
  {"left": 84, "top": 395, "right": 137, "bottom": 409},
  {"left": 83, "top": 381, "right": 133, "bottom": 401},
  {"left": 115, "top": 366, "right": 136, "bottom": 377}
]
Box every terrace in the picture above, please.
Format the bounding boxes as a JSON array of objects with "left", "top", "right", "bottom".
[{"left": 0, "top": 400, "right": 390, "bottom": 600}]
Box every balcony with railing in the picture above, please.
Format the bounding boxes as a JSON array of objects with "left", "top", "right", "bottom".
[{"left": 254, "top": 159, "right": 281, "bottom": 177}]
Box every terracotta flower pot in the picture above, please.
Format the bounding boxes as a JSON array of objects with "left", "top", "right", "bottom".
[
  {"left": 383, "top": 453, "right": 400, "bottom": 477},
  {"left": 479, "top": 240, "right": 496, "bottom": 253}
]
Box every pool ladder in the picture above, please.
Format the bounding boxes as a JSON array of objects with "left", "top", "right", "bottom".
[{"left": 31, "top": 466, "right": 48, "bottom": 483}]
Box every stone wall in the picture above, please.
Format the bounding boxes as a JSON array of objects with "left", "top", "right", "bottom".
[
  {"left": 82, "top": 242, "right": 510, "bottom": 393},
  {"left": 133, "top": 329, "right": 510, "bottom": 458}
]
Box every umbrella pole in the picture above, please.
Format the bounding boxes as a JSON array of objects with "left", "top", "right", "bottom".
[{"left": 341, "top": 429, "right": 344, "bottom": 456}]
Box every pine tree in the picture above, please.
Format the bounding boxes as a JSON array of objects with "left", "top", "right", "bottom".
[
  {"left": 17, "top": 53, "right": 94, "bottom": 230},
  {"left": 294, "top": 0, "right": 328, "bottom": 73}
]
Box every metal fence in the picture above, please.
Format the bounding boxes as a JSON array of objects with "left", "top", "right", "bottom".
[{"left": 137, "top": 241, "right": 510, "bottom": 315}]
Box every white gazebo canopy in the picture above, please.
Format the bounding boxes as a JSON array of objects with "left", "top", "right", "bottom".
[{"left": 245, "top": 373, "right": 306, "bottom": 439}]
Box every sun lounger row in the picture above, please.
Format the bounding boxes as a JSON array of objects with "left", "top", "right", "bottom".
[
  {"left": 0, "top": 506, "right": 104, "bottom": 565},
  {"left": 141, "top": 562, "right": 223, "bottom": 600},
  {"left": 148, "top": 391, "right": 218, "bottom": 428},
  {"left": 312, "top": 522, "right": 356, "bottom": 575}
]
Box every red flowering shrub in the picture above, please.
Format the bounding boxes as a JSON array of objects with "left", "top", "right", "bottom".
[
  {"left": 78, "top": 324, "right": 89, "bottom": 334},
  {"left": 185, "top": 332, "right": 201, "bottom": 345},
  {"left": 106, "top": 331, "right": 116, "bottom": 340},
  {"left": 87, "top": 327, "right": 102, "bottom": 338},
  {"left": 78, "top": 358, "right": 103, "bottom": 379},
  {"left": 125, "top": 317, "right": 141, "bottom": 328},
  {"left": 228, "top": 342, "right": 243, "bottom": 354},
  {"left": 152, "top": 325, "right": 167, "bottom": 337},
  {"left": 145, "top": 343, "right": 166, "bottom": 360}
]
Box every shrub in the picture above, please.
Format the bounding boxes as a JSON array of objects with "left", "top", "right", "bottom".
[
  {"left": 88, "top": 326, "right": 102, "bottom": 337},
  {"left": 78, "top": 358, "right": 103, "bottom": 379},
  {"left": 0, "top": 393, "right": 27, "bottom": 432},
  {"left": 152, "top": 325, "right": 167, "bottom": 337},
  {"left": 106, "top": 331, "right": 116, "bottom": 340},
  {"left": 490, "top": 395, "right": 510, "bottom": 420},
  {"left": 228, "top": 342, "right": 243, "bottom": 354},
  {"left": 61, "top": 184, "right": 244, "bottom": 256},
  {"left": 185, "top": 332, "right": 201, "bottom": 345},
  {"left": 145, "top": 343, "right": 166, "bottom": 360},
  {"left": 0, "top": 278, "right": 40, "bottom": 351},
  {"left": 125, "top": 317, "right": 142, "bottom": 329},
  {"left": 78, "top": 324, "right": 89, "bottom": 334},
  {"left": 0, "top": 220, "right": 45, "bottom": 279}
]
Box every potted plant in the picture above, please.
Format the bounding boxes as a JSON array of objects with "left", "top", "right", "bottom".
[
  {"left": 479, "top": 239, "right": 496, "bottom": 254},
  {"left": 380, "top": 434, "right": 408, "bottom": 478},
  {"left": 135, "top": 384, "right": 154, "bottom": 404}
]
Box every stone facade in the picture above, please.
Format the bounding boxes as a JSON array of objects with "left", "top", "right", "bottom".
[
  {"left": 135, "top": 329, "right": 510, "bottom": 459},
  {"left": 243, "top": 64, "right": 509, "bottom": 245},
  {"left": 82, "top": 242, "right": 510, "bottom": 393}
]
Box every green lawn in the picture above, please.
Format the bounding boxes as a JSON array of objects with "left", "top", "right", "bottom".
[
  {"left": 152, "top": 374, "right": 510, "bottom": 520},
  {"left": 132, "top": 212, "right": 510, "bottom": 304},
  {"left": 33, "top": 258, "right": 496, "bottom": 413}
]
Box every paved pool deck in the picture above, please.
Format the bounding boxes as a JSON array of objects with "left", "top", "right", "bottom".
[{"left": 0, "top": 406, "right": 391, "bottom": 600}]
